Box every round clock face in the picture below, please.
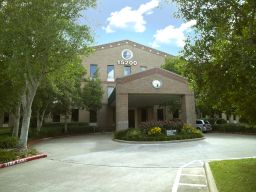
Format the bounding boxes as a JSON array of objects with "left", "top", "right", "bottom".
[
  {"left": 152, "top": 80, "right": 162, "bottom": 88},
  {"left": 121, "top": 49, "right": 133, "bottom": 60}
]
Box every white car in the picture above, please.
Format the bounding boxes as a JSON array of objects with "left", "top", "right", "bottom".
[{"left": 196, "top": 119, "right": 212, "bottom": 132}]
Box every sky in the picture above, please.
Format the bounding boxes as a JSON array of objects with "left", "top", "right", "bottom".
[{"left": 79, "top": 0, "right": 196, "bottom": 56}]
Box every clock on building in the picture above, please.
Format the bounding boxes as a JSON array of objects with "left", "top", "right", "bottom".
[
  {"left": 121, "top": 49, "right": 133, "bottom": 60},
  {"left": 152, "top": 80, "right": 162, "bottom": 88}
]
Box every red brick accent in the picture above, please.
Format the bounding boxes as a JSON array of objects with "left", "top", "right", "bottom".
[{"left": 116, "top": 68, "right": 188, "bottom": 84}]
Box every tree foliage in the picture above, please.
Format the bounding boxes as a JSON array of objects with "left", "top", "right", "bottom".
[
  {"left": 81, "top": 73, "right": 103, "bottom": 111},
  {"left": 161, "top": 56, "right": 186, "bottom": 76},
  {"left": 0, "top": 0, "right": 96, "bottom": 148},
  {"left": 173, "top": 0, "right": 256, "bottom": 123}
]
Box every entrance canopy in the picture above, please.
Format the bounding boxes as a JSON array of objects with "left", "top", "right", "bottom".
[{"left": 108, "top": 68, "right": 196, "bottom": 131}]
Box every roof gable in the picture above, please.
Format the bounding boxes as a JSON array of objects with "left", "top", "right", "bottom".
[
  {"left": 92, "top": 40, "right": 173, "bottom": 58},
  {"left": 116, "top": 68, "right": 187, "bottom": 84}
]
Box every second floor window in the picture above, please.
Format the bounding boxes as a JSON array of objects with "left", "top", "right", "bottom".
[
  {"left": 90, "top": 64, "right": 97, "bottom": 78},
  {"left": 140, "top": 66, "right": 147, "bottom": 72},
  {"left": 124, "top": 66, "right": 131, "bottom": 76},
  {"left": 107, "top": 65, "right": 114, "bottom": 81}
]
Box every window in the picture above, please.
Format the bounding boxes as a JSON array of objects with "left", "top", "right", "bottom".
[
  {"left": 173, "top": 110, "right": 179, "bottom": 119},
  {"left": 71, "top": 109, "right": 79, "bottom": 122},
  {"left": 124, "top": 66, "right": 131, "bottom": 76},
  {"left": 196, "top": 120, "right": 203, "bottom": 124},
  {"left": 233, "top": 115, "right": 237, "bottom": 121},
  {"left": 90, "top": 110, "right": 97, "bottom": 123},
  {"left": 140, "top": 66, "right": 147, "bottom": 72},
  {"left": 157, "top": 109, "right": 164, "bottom": 121},
  {"left": 141, "top": 108, "right": 147, "bottom": 122},
  {"left": 107, "top": 65, "right": 114, "bottom": 81},
  {"left": 52, "top": 114, "right": 60, "bottom": 122},
  {"left": 107, "top": 87, "right": 114, "bottom": 98},
  {"left": 3, "top": 112, "right": 9, "bottom": 124},
  {"left": 90, "top": 64, "right": 97, "bottom": 78}
]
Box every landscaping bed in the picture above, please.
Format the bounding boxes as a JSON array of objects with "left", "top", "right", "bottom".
[
  {"left": 114, "top": 121, "right": 203, "bottom": 141},
  {"left": 0, "top": 135, "right": 46, "bottom": 166},
  {"left": 209, "top": 158, "right": 256, "bottom": 192}
]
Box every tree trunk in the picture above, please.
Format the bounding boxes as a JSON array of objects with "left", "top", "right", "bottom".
[
  {"left": 19, "top": 79, "right": 39, "bottom": 149},
  {"left": 12, "top": 103, "right": 21, "bottom": 137},
  {"left": 36, "top": 110, "right": 40, "bottom": 132},
  {"left": 64, "top": 113, "right": 68, "bottom": 133},
  {"left": 36, "top": 107, "right": 47, "bottom": 133}
]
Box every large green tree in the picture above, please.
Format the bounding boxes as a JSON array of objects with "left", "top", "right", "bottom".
[
  {"left": 0, "top": 0, "right": 95, "bottom": 148},
  {"left": 173, "top": 0, "right": 256, "bottom": 123}
]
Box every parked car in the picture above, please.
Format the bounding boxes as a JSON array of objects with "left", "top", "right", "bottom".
[{"left": 196, "top": 119, "right": 212, "bottom": 132}]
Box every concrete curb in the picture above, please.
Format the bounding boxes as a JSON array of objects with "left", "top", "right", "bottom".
[
  {"left": 113, "top": 137, "right": 205, "bottom": 144},
  {"left": 0, "top": 153, "right": 47, "bottom": 169},
  {"left": 204, "top": 162, "right": 219, "bottom": 192}
]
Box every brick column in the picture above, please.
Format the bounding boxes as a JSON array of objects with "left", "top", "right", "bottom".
[
  {"left": 181, "top": 94, "right": 196, "bottom": 126},
  {"left": 116, "top": 93, "right": 128, "bottom": 131}
]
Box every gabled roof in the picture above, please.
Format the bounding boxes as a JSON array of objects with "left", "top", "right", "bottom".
[
  {"left": 92, "top": 40, "right": 173, "bottom": 58},
  {"left": 116, "top": 68, "right": 188, "bottom": 84}
]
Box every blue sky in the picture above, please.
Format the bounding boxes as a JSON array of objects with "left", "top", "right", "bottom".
[{"left": 80, "top": 0, "right": 196, "bottom": 56}]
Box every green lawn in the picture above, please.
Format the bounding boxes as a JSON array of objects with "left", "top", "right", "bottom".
[{"left": 209, "top": 158, "right": 256, "bottom": 192}]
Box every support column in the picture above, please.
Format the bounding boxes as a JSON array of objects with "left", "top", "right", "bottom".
[
  {"left": 116, "top": 93, "right": 128, "bottom": 131},
  {"left": 181, "top": 94, "right": 196, "bottom": 126}
]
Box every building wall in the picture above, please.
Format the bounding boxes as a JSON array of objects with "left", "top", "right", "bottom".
[{"left": 79, "top": 40, "right": 170, "bottom": 130}]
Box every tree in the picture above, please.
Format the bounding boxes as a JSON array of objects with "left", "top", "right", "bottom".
[
  {"left": 81, "top": 73, "right": 103, "bottom": 111},
  {"left": 47, "top": 60, "right": 85, "bottom": 133},
  {"left": 161, "top": 56, "right": 186, "bottom": 76},
  {"left": 173, "top": 0, "right": 256, "bottom": 123},
  {"left": 1, "top": 0, "right": 96, "bottom": 148}
]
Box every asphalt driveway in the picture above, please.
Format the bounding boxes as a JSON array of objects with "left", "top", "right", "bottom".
[{"left": 0, "top": 133, "right": 256, "bottom": 192}]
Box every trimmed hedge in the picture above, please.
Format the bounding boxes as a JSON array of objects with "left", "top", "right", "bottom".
[
  {"left": 0, "top": 136, "right": 19, "bottom": 149},
  {"left": 212, "top": 123, "right": 256, "bottom": 133},
  {"left": 29, "top": 122, "right": 95, "bottom": 138}
]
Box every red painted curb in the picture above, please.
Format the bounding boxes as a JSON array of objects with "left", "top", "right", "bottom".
[{"left": 0, "top": 153, "right": 47, "bottom": 169}]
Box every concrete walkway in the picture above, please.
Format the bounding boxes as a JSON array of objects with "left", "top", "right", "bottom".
[{"left": 0, "top": 133, "right": 256, "bottom": 192}]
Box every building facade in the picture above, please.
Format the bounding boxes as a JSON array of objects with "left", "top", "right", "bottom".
[
  {"left": 0, "top": 40, "right": 198, "bottom": 131},
  {"left": 79, "top": 40, "right": 196, "bottom": 131}
]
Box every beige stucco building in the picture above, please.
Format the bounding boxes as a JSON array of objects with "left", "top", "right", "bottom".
[{"left": 78, "top": 40, "right": 196, "bottom": 131}]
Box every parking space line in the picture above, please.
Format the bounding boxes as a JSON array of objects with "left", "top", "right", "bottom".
[
  {"left": 180, "top": 173, "right": 205, "bottom": 177},
  {"left": 179, "top": 183, "right": 207, "bottom": 187}
]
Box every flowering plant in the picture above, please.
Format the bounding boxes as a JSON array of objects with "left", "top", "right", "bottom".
[{"left": 148, "top": 127, "right": 162, "bottom": 136}]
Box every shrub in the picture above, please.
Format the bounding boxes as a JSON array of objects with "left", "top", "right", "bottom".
[
  {"left": 148, "top": 127, "right": 162, "bottom": 136},
  {"left": 29, "top": 122, "right": 93, "bottom": 138},
  {"left": 213, "top": 124, "right": 256, "bottom": 133},
  {"left": 126, "top": 128, "right": 142, "bottom": 139},
  {"left": 114, "top": 126, "right": 203, "bottom": 141},
  {"left": 181, "top": 124, "right": 203, "bottom": 135},
  {"left": 0, "top": 150, "right": 17, "bottom": 163},
  {"left": 0, "top": 136, "right": 19, "bottom": 149},
  {"left": 215, "top": 118, "right": 227, "bottom": 124},
  {"left": 139, "top": 120, "right": 183, "bottom": 133}
]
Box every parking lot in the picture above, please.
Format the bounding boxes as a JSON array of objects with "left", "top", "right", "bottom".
[{"left": 0, "top": 133, "right": 256, "bottom": 192}]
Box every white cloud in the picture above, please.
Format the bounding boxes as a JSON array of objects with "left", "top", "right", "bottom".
[
  {"left": 152, "top": 20, "right": 196, "bottom": 48},
  {"left": 103, "top": 0, "right": 159, "bottom": 33}
]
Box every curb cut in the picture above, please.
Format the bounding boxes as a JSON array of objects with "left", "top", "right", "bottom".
[
  {"left": 204, "top": 162, "right": 219, "bottom": 192},
  {"left": 113, "top": 137, "right": 205, "bottom": 144},
  {"left": 0, "top": 153, "right": 47, "bottom": 169}
]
